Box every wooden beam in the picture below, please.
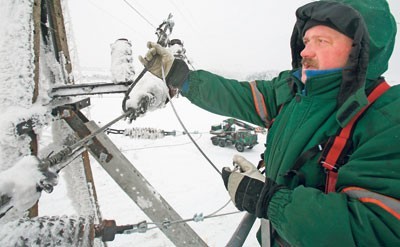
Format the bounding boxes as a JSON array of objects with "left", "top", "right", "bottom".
[
  {"left": 81, "top": 150, "right": 104, "bottom": 223},
  {"left": 28, "top": 0, "right": 42, "bottom": 218},
  {"left": 32, "top": 0, "right": 41, "bottom": 103},
  {"left": 46, "top": 0, "right": 73, "bottom": 83},
  {"left": 60, "top": 109, "right": 113, "bottom": 163}
]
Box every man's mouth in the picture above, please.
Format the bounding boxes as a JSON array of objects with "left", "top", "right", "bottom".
[{"left": 302, "top": 59, "right": 318, "bottom": 69}]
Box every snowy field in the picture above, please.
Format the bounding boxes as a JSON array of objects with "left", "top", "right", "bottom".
[{"left": 39, "top": 92, "right": 266, "bottom": 246}]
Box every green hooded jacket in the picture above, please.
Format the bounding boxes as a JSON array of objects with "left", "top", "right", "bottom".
[{"left": 180, "top": 0, "right": 399, "bottom": 246}]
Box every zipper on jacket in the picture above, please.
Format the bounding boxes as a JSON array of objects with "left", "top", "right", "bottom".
[
  {"left": 267, "top": 102, "right": 295, "bottom": 179},
  {"left": 301, "top": 85, "right": 307, "bottom": 96}
]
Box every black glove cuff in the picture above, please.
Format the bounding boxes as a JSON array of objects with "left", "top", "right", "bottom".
[
  {"left": 236, "top": 177, "right": 265, "bottom": 212},
  {"left": 255, "top": 179, "right": 285, "bottom": 219},
  {"left": 166, "top": 59, "right": 190, "bottom": 89},
  {"left": 221, "top": 167, "right": 231, "bottom": 189}
]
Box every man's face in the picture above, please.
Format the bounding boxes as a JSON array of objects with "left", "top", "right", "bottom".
[{"left": 300, "top": 25, "right": 353, "bottom": 83}]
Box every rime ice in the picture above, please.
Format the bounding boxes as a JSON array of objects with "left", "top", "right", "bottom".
[
  {"left": 110, "top": 39, "right": 136, "bottom": 83},
  {"left": 0, "top": 156, "right": 42, "bottom": 223}
]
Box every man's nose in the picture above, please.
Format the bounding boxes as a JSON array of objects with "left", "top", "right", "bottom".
[{"left": 300, "top": 44, "right": 315, "bottom": 58}]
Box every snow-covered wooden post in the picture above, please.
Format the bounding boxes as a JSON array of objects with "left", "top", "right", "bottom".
[
  {"left": 42, "top": 1, "right": 104, "bottom": 243},
  {"left": 28, "top": 0, "right": 42, "bottom": 217},
  {"left": 0, "top": 1, "right": 101, "bottom": 245}
]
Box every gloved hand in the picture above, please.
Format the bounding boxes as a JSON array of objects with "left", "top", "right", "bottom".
[
  {"left": 0, "top": 156, "right": 58, "bottom": 219},
  {"left": 125, "top": 79, "right": 169, "bottom": 116},
  {"left": 222, "top": 154, "right": 285, "bottom": 218},
  {"left": 139, "top": 41, "right": 174, "bottom": 80},
  {"left": 139, "top": 41, "right": 190, "bottom": 90}
]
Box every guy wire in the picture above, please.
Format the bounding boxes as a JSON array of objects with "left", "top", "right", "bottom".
[{"left": 161, "top": 65, "right": 222, "bottom": 175}]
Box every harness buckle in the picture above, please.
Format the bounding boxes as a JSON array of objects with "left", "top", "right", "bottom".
[{"left": 321, "top": 161, "right": 338, "bottom": 172}]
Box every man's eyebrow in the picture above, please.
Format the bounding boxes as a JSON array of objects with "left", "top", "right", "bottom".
[{"left": 304, "top": 35, "right": 333, "bottom": 41}]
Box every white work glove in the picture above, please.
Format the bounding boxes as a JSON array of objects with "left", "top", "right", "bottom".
[
  {"left": 139, "top": 41, "right": 174, "bottom": 79},
  {"left": 222, "top": 155, "right": 284, "bottom": 218},
  {"left": 125, "top": 78, "right": 169, "bottom": 113},
  {"left": 0, "top": 156, "right": 58, "bottom": 219},
  {"left": 223, "top": 155, "right": 265, "bottom": 201}
]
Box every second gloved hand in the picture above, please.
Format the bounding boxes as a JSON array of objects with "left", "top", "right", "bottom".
[
  {"left": 125, "top": 79, "right": 169, "bottom": 115},
  {"left": 222, "top": 154, "right": 285, "bottom": 218}
]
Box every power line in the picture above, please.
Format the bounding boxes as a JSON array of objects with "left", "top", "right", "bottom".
[
  {"left": 167, "top": 0, "right": 197, "bottom": 32},
  {"left": 122, "top": 0, "right": 156, "bottom": 29},
  {"left": 86, "top": 0, "right": 148, "bottom": 39},
  {"left": 126, "top": 0, "right": 158, "bottom": 25}
]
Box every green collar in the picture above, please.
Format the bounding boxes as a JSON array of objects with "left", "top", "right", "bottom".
[
  {"left": 293, "top": 69, "right": 342, "bottom": 98},
  {"left": 292, "top": 69, "right": 369, "bottom": 127}
]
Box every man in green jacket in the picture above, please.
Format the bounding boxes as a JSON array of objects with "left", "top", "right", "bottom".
[{"left": 128, "top": 0, "right": 400, "bottom": 245}]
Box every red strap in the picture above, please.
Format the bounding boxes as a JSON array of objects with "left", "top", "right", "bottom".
[{"left": 323, "top": 81, "right": 391, "bottom": 193}]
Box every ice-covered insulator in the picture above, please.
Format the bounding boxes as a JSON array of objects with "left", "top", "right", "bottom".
[
  {"left": 123, "top": 127, "right": 165, "bottom": 139},
  {"left": 110, "top": 38, "right": 135, "bottom": 83},
  {"left": 0, "top": 215, "right": 93, "bottom": 246}
]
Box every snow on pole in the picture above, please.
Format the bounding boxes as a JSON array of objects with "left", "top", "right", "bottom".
[
  {"left": 0, "top": 0, "right": 48, "bottom": 171},
  {"left": 110, "top": 39, "right": 136, "bottom": 84}
]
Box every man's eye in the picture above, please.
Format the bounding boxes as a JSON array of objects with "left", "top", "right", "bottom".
[{"left": 318, "top": 38, "right": 329, "bottom": 44}]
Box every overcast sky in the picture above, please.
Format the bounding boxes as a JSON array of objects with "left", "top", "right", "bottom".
[{"left": 67, "top": 0, "right": 400, "bottom": 81}]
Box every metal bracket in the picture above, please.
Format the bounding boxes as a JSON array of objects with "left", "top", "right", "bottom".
[
  {"left": 51, "top": 98, "right": 91, "bottom": 116},
  {"left": 95, "top": 220, "right": 149, "bottom": 242},
  {"left": 51, "top": 100, "right": 113, "bottom": 163},
  {"left": 15, "top": 119, "right": 36, "bottom": 136},
  {"left": 49, "top": 82, "right": 132, "bottom": 98}
]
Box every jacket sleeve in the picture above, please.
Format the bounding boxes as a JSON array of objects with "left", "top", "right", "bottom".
[
  {"left": 181, "top": 70, "right": 293, "bottom": 127},
  {"left": 266, "top": 110, "right": 400, "bottom": 246}
]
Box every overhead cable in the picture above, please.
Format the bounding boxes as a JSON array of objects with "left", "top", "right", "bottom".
[
  {"left": 166, "top": 0, "right": 197, "bottom": 31},
  {"left": 86, "top": 0, "right": 147, "bottom": 38},
  {"left": 122, "top": 0, "right": 156, "bottom": 29}
]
